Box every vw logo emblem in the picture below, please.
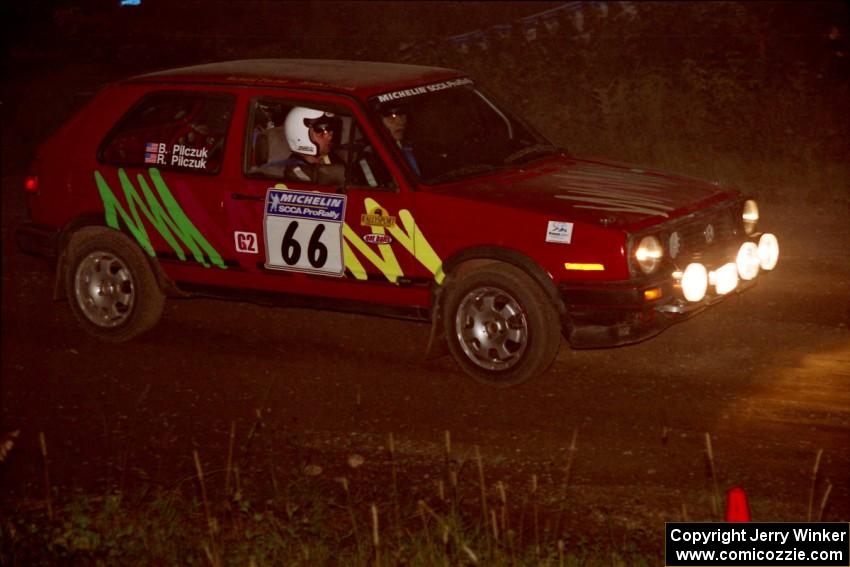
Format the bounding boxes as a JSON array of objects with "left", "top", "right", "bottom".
[{"left": 704, "top": 224, "right": 715, "bottom": 243}]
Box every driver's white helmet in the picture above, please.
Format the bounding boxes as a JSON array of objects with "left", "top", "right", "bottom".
[{"left": 284, "top": 107, "right": 335, "bottom": 156}]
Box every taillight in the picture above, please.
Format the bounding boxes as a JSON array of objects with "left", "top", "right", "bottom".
[{"left": 24, "top": 176, "right": 38, "bottom": 194}]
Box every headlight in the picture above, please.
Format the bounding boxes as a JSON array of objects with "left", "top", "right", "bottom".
[
  {"left": 742, "top": 199, "right": 759, "bottom": 235},
  {"left": 635, "top": 235, "right": 664, "bottom": 274}
]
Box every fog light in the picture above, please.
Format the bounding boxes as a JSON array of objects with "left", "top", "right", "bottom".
[
  {"left": 681, "top": 263, "right": 708, "bottom": 302},
  {"left": 736, "top": 242, "right": 760, "bottom": 280},
  {"left": 758, "top": 233, "right": 779, "bottom": 271},
  {"left": 710, "top": 263, "right": 739, "bottom": 295}
]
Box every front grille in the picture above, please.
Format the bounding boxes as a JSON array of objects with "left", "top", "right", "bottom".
[{"left": 663, "top": 202, "right": 741, "bottom": 263}]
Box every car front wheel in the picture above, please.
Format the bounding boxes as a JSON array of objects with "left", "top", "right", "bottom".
[
  {"left": 65, "top": 227, "right": 165, "bottom": 342},
  {"left": 443, "top": 262, "right": 561, "bottom": 386}
]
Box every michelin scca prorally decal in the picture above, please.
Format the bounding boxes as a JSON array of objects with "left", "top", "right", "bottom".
[{"left": 263, "top": 188, "right": 348, "bottom": 277}]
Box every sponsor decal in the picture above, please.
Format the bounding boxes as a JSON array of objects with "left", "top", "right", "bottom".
[
  {"left": 360, "top": 206, "right": 396, "bottom": 228},
  {"left": 376, "top": 77, "right": 473, "bottom": 103},
  {"left": 266, "top": 189, "right": 345, "bottom": 221},
  {"left": 94, "top": 167, "right": 226, "bottom": 269},
  {"left": 342, "top": 197, "right": 444, "bottom": 285},
  {"left": 363, "top": 233, "right": 393, "bottom": 245},
  {"left": 234, "top": 231, "right": 259, "bottom": 254},
  {"left": 546, "top": 220, "right": 573, "bottom": 244},
  {"left": 264, "top": 188, "right": 347, "bottom": 276}
]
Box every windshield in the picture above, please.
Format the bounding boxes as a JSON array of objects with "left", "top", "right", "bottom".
[{"left": 370, "top": 81, "right": 558, "bottom": 184}]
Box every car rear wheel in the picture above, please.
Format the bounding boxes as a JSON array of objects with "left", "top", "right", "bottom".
[
  {"left": 443, "top": 262, "right": 561, "bottom": 386},
  {"left": 65, "top": 227, "right": 165, "bottom": 342}
]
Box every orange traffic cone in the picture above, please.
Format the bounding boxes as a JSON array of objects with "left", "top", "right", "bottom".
[{"left": 725, "top": 486, "right": 751, "bottom": 522}]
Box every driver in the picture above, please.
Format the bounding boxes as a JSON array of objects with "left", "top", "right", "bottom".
[{"left": 283, "top": 107, "right": 343, "bottom": 183}]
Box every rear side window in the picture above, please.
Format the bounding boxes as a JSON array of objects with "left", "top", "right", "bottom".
[{"left": 99, "top": 91, "right": 235, "bottom": 175}]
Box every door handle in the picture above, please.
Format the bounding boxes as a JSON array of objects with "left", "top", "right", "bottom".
[{"left": 230, "top": 192, "right": 264, "bottom": 201}]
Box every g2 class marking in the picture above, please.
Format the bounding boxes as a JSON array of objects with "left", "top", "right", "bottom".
[{"left": 234, "top": 231, "right": 259, "bottom": 254}]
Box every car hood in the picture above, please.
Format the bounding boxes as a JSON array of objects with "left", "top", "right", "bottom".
[{"left": 437, "top": 156, "right": 738, "bottom": 231}]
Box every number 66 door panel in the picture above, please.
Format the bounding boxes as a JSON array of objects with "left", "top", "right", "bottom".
[{"left": 223, "top": 178, "right": 422, "bottom": 307}]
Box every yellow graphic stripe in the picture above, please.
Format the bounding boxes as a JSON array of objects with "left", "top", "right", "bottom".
[{"left": 342, "top": 197, "right": 444, "bottom": 284}]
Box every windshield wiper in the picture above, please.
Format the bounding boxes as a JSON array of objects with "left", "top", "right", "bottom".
[
  {"left": 426, "top": 163, "right": 503, "bottom": 184},
  {"left": 504, "top": 143, "right": 561, "bottom": 165}
]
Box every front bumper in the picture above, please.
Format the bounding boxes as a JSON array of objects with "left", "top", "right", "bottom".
[{"left": 559, "top": 234, "right": 777, "bottom": 348}]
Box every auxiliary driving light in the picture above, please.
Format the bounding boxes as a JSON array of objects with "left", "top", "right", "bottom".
[
  {"left": 681, "top": 263, "right": 708, "bottom": 302},
  {"left": 736, "top": 242, "right": 760, "bottom": 280},
  {"left": 758, "top": 233, "right": 779, "bottom": 271},
  {"left": 710, "top": 263, "right": 739, "bottom": 295}
]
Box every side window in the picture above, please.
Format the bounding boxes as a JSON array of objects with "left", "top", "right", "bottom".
[
  {"left": 99, "top": 91, "right": 234, "bottom": 175},
  {"left": 347, "top": 122, "right": 396, "bottom": 190},
  {"left": 245, "top": 98, "right": 395, "bottom": 190}
]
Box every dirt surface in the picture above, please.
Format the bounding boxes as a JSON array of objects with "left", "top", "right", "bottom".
[{"left": 2, "top": 65, "right": 849, "bottom": 549}]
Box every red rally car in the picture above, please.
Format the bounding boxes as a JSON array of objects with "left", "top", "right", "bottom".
[{"left": 16, "top": 59, "right": 779, "bottom": 385}]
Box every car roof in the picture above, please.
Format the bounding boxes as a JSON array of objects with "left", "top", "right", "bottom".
[{"left": 129, "top": 59, "right": 467, "bottom": 98}]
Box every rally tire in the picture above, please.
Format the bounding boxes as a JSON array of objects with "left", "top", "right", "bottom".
[
  {"left": 443, "top": 262, "right": 561, "bottom": 386},
  {"left": 64, "top": 227, "right": 165, "bottom": 342}
]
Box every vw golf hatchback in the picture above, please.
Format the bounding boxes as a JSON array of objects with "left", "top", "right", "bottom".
[{"left": 17, "top": 59, "right": 779, "bottom": 385}]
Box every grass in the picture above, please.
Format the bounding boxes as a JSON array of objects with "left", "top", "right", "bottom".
[
  {"left": 0, "top": 483, "right": 654, "bottom": 567},
  {"left": 1, "top": 427, "right": 663, "bottom": 566},
  {"left": 0, "top": 492, "right": 653, "bottom": 566},
  {"left": 1, "top": 425, "right": 835, "bottom": 565}
]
